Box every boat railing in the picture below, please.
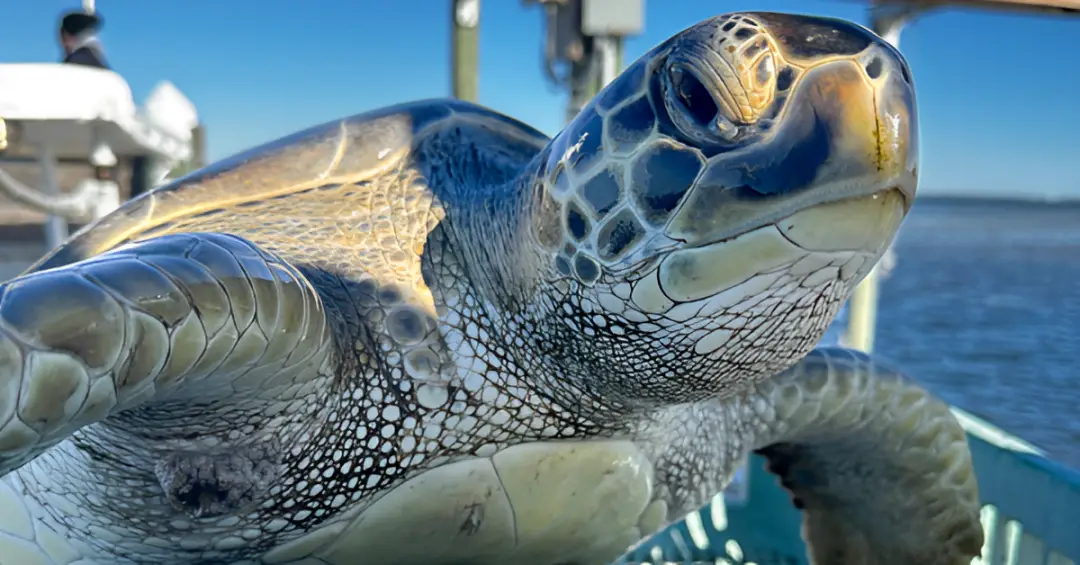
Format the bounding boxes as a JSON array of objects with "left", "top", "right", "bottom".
[{"left": 619, "top": 407, "right": 1080, "bottom": 564}]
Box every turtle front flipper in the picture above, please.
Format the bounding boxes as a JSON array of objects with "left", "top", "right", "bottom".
[
  {"left": 0, "top": 231, "right": 331, "bottom": 477},
  {"left": 749, "top": 346, "right": 983, "bottom": 565}
]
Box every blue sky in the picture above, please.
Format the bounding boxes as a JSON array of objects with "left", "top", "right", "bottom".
[{"left": 2, "top": 1, "right": 1078, "bottom": 198}]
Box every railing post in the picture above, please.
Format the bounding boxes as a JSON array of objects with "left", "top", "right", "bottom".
[{"left": 39, "top": 147, "right": 67, "bottom": 250}]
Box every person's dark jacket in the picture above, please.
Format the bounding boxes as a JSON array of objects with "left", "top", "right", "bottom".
[{"left": 63, "top": 45, "right": 109, "bottom": 70}]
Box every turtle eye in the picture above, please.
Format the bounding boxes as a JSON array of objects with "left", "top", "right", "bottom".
[{"left": 663, "top": 64, "right": 741, "bottom": 145}]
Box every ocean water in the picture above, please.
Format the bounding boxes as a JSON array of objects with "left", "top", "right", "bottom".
[{"left": 823, "top": 197, "right": 1080, "bottom": 469}]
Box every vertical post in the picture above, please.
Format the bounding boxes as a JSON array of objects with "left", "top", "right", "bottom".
[
  {"left": 869, "top": 1, "right": 917, "bottom": 50},
  {"left": 564, "top": 0, "right": 592, "bottom": 125},
  {"left": 569, "top": 34, "right": 622, "bottom": 124},
  {"left": 130, "top": 156, "right": 151, "bottom": 199},
  {"left": 565, "top": 0, "right": 641, "bottom": 124},
  {"left": 452, "top": 0, "right": 480, "bottom": 102},
  {"left": 594, "top": 35, "right": 621, "bottom": 88},
  {"left": 190, "top": 124, "right": 207, "bottom": 170},
  {"left": 565, "top": 57, "right": 594, "bottom": 125},
  {"left": 845, "top": 2, "right": 919, "bottom": 353},
  {"left": 567, "top": 34, "right": 624, "bottom": 126},
  {"left": 614, "top": 36, "right": 624, "bottom": 78},
  {"left": 845, "top": 269, "right": 880, "bottom": 352},
  {"left": 83, "top": 0, "right": 95, "bottom": 14},
  {"left": 39, "top": 147, "right": 68, "bottom": 250}
]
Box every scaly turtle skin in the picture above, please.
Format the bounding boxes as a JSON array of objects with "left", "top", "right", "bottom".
[{"left": 0, "top": 12, "right": 981, "bottom": 565}]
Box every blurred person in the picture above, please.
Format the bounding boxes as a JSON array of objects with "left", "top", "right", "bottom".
[{"left": 59, "top": 11, "right": 110, "bottom": 70}]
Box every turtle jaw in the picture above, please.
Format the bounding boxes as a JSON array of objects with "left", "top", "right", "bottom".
[
  {"left": 775, "top": 187, "right": 908, "bottom": 255},
  {"left": 645, "top": 187, "right": 905, "bottom": 311}
]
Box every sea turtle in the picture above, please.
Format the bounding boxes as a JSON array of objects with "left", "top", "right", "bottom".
[{"left": 0, "top": 11, "right": 982, "bottom": 565}]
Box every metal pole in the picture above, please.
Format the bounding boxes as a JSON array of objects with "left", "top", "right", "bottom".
[
  {"left": 83, "top": 0, "right": 95, "bottom": 13},
  {"left": 615, "top": 36, "right": 624, "bottom": 78},
  {"left": 39, "top": 147, "right": 68, "bottom": 250},
  {"left": 869, "top": 1, "right": 920, "bottom": 49},
  {"left": 565, "top": 57, "right": 593, "bottom": 124},
  {"left": 556, "top": 0, "right": 640, "bottom": 124},
  {"left": 191, "top": 124, "right": 207, "bottom": 170},
  {"left": 566, "top": 35, "right": 622, "bottom": 124},
  {"left": 594, "top": 35, "right": 621, "bottom": 87},
  {"left": 845, "top": 270, "right": 880, "bottom": 352},
  {"left": 845, "top": 2, "right": 918, "bottom": 353},
  {"left": 452, "top": 0, "right": 480, "bottom": 102}
]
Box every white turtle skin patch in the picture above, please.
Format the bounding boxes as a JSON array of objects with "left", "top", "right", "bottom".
[
  {"left": 255, "top": 440, "right": 654, "bottom": 565},
  {"left": 657, "top": 225, "right": 805, "bottom": 305},
  {"left": 0, "top": 474, "right": 86, "bottom": 565},
  {"left": 652, "top": 190, "right": 904, "bottom": 313}
]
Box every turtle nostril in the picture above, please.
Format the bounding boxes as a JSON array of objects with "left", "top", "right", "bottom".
[
  {"left": 670, "top": 67, "right": 719, "bottom": 127},
  {"left": 899, "top": 62, "right": 912, "bottom": 85},
  {"left": 865, "top": 56, "right": 883, "bottom": 80}
]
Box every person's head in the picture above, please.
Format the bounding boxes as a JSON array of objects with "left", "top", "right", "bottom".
[{"left": 58, "top": 11, "right": 102, "bottom": 54}]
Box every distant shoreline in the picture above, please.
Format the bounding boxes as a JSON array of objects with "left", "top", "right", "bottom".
[{"left": 916, "top": 193, "right": 1080, "bottom": 208}]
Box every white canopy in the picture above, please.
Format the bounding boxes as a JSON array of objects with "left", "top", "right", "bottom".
[{"left": 0, "top": 63, "right": 196, "bottom": 162}]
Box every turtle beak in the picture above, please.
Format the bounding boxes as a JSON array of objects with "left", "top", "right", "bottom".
[
  {"left": 664, "top": 13, "right": 918, "bottom": 256},
  {"left": 773, "top": 27, "right": 919, "bottom": 209},
  {"left": 746, "top": 12, "right": 919, "bottom": 208}
]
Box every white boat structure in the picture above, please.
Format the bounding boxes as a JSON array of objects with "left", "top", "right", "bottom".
[{"left": 0, "top": 4, "right": 200, "bottom": 252}]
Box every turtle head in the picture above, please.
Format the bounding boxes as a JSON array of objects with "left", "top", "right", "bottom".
[{"left": 524, "top": 12, "right": 917, "bottom": 401}]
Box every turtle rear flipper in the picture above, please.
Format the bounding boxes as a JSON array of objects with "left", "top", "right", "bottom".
[
  {"left": 0, "top": 232, "right": 331, "bottom": 477},
  {"left": 751, "top": 347, "right": 983, "bottom": 565}
]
